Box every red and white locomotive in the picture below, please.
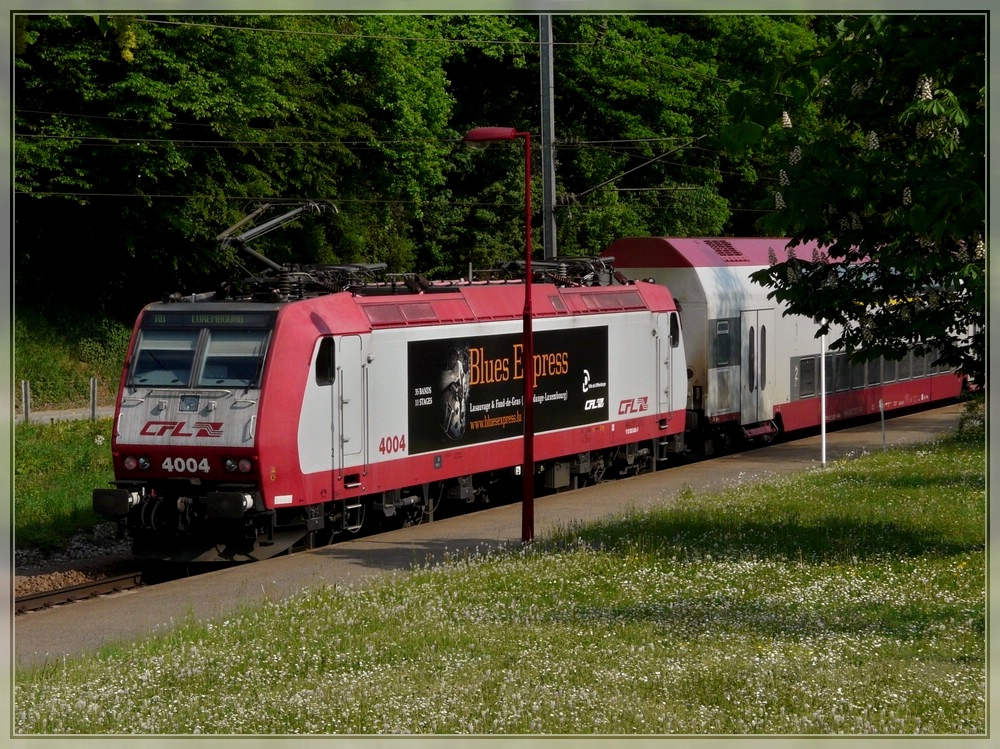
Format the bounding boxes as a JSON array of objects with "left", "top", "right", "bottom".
[
  {"left": 93, "top": 234, "right": 688, "bottom": 562},
  {"left": 603, "top": 236, "right": 965, "bottom": 456}
]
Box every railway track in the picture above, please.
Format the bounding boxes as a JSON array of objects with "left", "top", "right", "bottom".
[{"left": 15, "top": 572, "right": 143, "bottom": 615}]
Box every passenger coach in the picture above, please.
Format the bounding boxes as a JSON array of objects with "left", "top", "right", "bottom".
[{"left": 603, "top": 237, "right": 964, "bottom": 455}]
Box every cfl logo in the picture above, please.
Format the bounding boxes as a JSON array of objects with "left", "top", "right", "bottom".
[
  {"left": 585, "top": 398, "right": 605, "bottom": 411},
  {"left": 618, "top": 397, "right": 649, "bottom": 415},
  {"left": 140, "top": 420, "right": 225, "bottom": 438}
]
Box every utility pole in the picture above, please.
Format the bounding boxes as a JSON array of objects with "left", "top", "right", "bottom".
[{"left": 539, "top": 14, "right": 558, "bottom": 260}]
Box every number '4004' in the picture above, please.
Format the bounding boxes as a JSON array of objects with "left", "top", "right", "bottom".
[
  {"left": 379, "top": 435, "right": 407, "bottom": 454},
  {"left": 162, "top": 457, "right": 211, "bottom": 473}
]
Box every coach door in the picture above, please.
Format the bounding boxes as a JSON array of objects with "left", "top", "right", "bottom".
[
  {"left": 740, "top": 309, "right": 775, "bottom": 425},
  {"left": 338, "top": 335, "right": 365, "bottom": 467}
]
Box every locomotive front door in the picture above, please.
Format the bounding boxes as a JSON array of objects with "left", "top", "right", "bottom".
[
  {"left": 338, "top": 335, "right": 364, "bottom": 461},
  {"left": 740, "top": 309, "right": 776, "bottom": 425}
]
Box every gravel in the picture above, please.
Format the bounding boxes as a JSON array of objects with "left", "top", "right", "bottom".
[{"left": 14, "top": 523, "right": 134, "bottom": 598}]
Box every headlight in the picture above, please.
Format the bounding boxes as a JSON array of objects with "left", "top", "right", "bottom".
[
  {"left": 123, "top": 456, "right": 151, "bottom": 471},
  {"left": 225, "top": 458, "right": 254, "bottom": 473}
]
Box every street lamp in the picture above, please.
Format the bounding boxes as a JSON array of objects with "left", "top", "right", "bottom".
[{"left": 463, "top": 126, "right": 535, "bottom": 543}]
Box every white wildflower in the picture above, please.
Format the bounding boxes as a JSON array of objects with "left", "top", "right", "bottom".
[{"left": 94, "top": 435, "right": 105, "bottom": 446}]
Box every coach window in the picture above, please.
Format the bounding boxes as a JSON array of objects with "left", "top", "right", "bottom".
[
  {"left": 748, "top": 326, "right": 755, "bottom": 391},
  {"left": 715, "top": 321, "right": 730, "bottom": 366},
  {"left": 835, "top": 353, "right": 851, "bottom": 392},
  {"left": 851, "top": 360, "right": 865, "bottom": 389},
  {"left": 670, "top": 312, "right": 680, "bottom": 348},
  {"left": 867, "top": 357, "right": 882, "bottom": 385},
  {"left": 824, "top": 353, "right": 834, "bottom": 392},
  {"left": 316, "top": 337, "right": 336, "bottom": 386},
  {"left": 898, "top": 351, "right": 911, "bottom": 380},
  {"left": 884, "top": 357, "right": 897, "bottom": 383},
  {"left": 800, "top": 356, "right": 816, "bottom": 398}
]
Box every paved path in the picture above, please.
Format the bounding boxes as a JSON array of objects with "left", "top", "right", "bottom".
[
  {"left": 13, "top": 402, "right": 971, "bottom": 669},
  {"left": 18, "top": 405, "right": 116, "bottom": 424}
]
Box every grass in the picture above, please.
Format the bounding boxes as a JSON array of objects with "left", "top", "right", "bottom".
[
  {"left": 12, "top": 304, "right": 125, "bottom": 551},
  {"left": 13, "top": 418, "right": 116, "bottom": 551},
  {"left": 13, "top": 403, "right": 985, "bottom": 735}
]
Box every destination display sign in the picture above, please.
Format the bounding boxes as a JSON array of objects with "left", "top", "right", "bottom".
[{"left": 141, "top": 310, "right": 276, "bottom": 328}]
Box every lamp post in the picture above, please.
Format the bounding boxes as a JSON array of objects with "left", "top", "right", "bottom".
[{"left": 463, "top": 126, "right": 534, "bottom": 543}]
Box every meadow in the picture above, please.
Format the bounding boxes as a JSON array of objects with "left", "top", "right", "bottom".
[{"left": 13, "top": 403, "right": 986, "bottom": 735}]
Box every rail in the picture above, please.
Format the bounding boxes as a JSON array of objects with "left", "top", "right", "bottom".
[{"left": 14, "top": 572, "right": 143, "bottom": 615}]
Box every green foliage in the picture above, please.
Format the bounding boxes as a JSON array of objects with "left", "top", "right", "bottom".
[
  {"left": 15, "top": 14, "right": 827, "bottom": 311},
  {"left": 724, "top": 15, "right": 985, "bottom": 384}
]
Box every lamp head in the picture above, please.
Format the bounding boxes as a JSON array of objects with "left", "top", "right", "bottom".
[{"left": 462, "top": 126, "right": 518, "bottom": 145}]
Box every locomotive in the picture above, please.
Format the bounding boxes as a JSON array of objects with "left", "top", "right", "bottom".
[
  {"left": 93, "top": 204, "right": 964, "bottom": 563},
  {"left": 93, "top": 203, "right": 688, "bottom": 562},
  {"left": 603, "top": 236, "right": 965, "bottom": 457}
]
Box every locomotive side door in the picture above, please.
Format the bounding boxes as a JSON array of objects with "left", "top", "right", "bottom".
[
  {"left": 656, "top": 312, "right": 679, "bottom": 415},
  {"left": 740, "top": 309, "right": 776, "bottom": 425},
  {"left": 338, "top": 335, "right": 365, "bottom": 464}
]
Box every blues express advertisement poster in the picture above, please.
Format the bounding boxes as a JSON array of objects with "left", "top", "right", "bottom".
[{"left": 408, "top": 326, "right": 609, "bottom": 454}]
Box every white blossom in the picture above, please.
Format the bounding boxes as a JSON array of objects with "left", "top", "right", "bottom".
[
  {"left": 779, "top": 169, "right": 790, "bottom": 186},
  {"left": 915, "top": 75, "right": 934, "bottom": 101},
  {"left": 789, "top": 145, "right": 802, "bottom": 165},
  {"left": 903, "top": 187, "right": 912, "bottom": 206},
  {"left": 775, "top": 192, "right": 786, "bottom": 209},
  {"left": 781, "top": 111, "right": 792, "bottom": 128},
  {"left": 866, "top": 131, "right": 879, "bottom": 150}
]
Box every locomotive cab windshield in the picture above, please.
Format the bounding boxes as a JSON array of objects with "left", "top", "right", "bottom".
[{"left": 129, "top": 309, "right": 276, "bottom": 390}]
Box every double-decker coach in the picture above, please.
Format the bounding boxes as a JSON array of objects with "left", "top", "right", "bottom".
[{"left": 603, "top": 237, "right": 964, "bottom": 456}]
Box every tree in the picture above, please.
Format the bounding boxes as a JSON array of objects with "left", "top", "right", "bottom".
[
  {"left": 723, "top": 14, "right": 985, "bottom": 386},
  {"left": 14, "top": 14, "right": 460, "bottom": 312}
]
